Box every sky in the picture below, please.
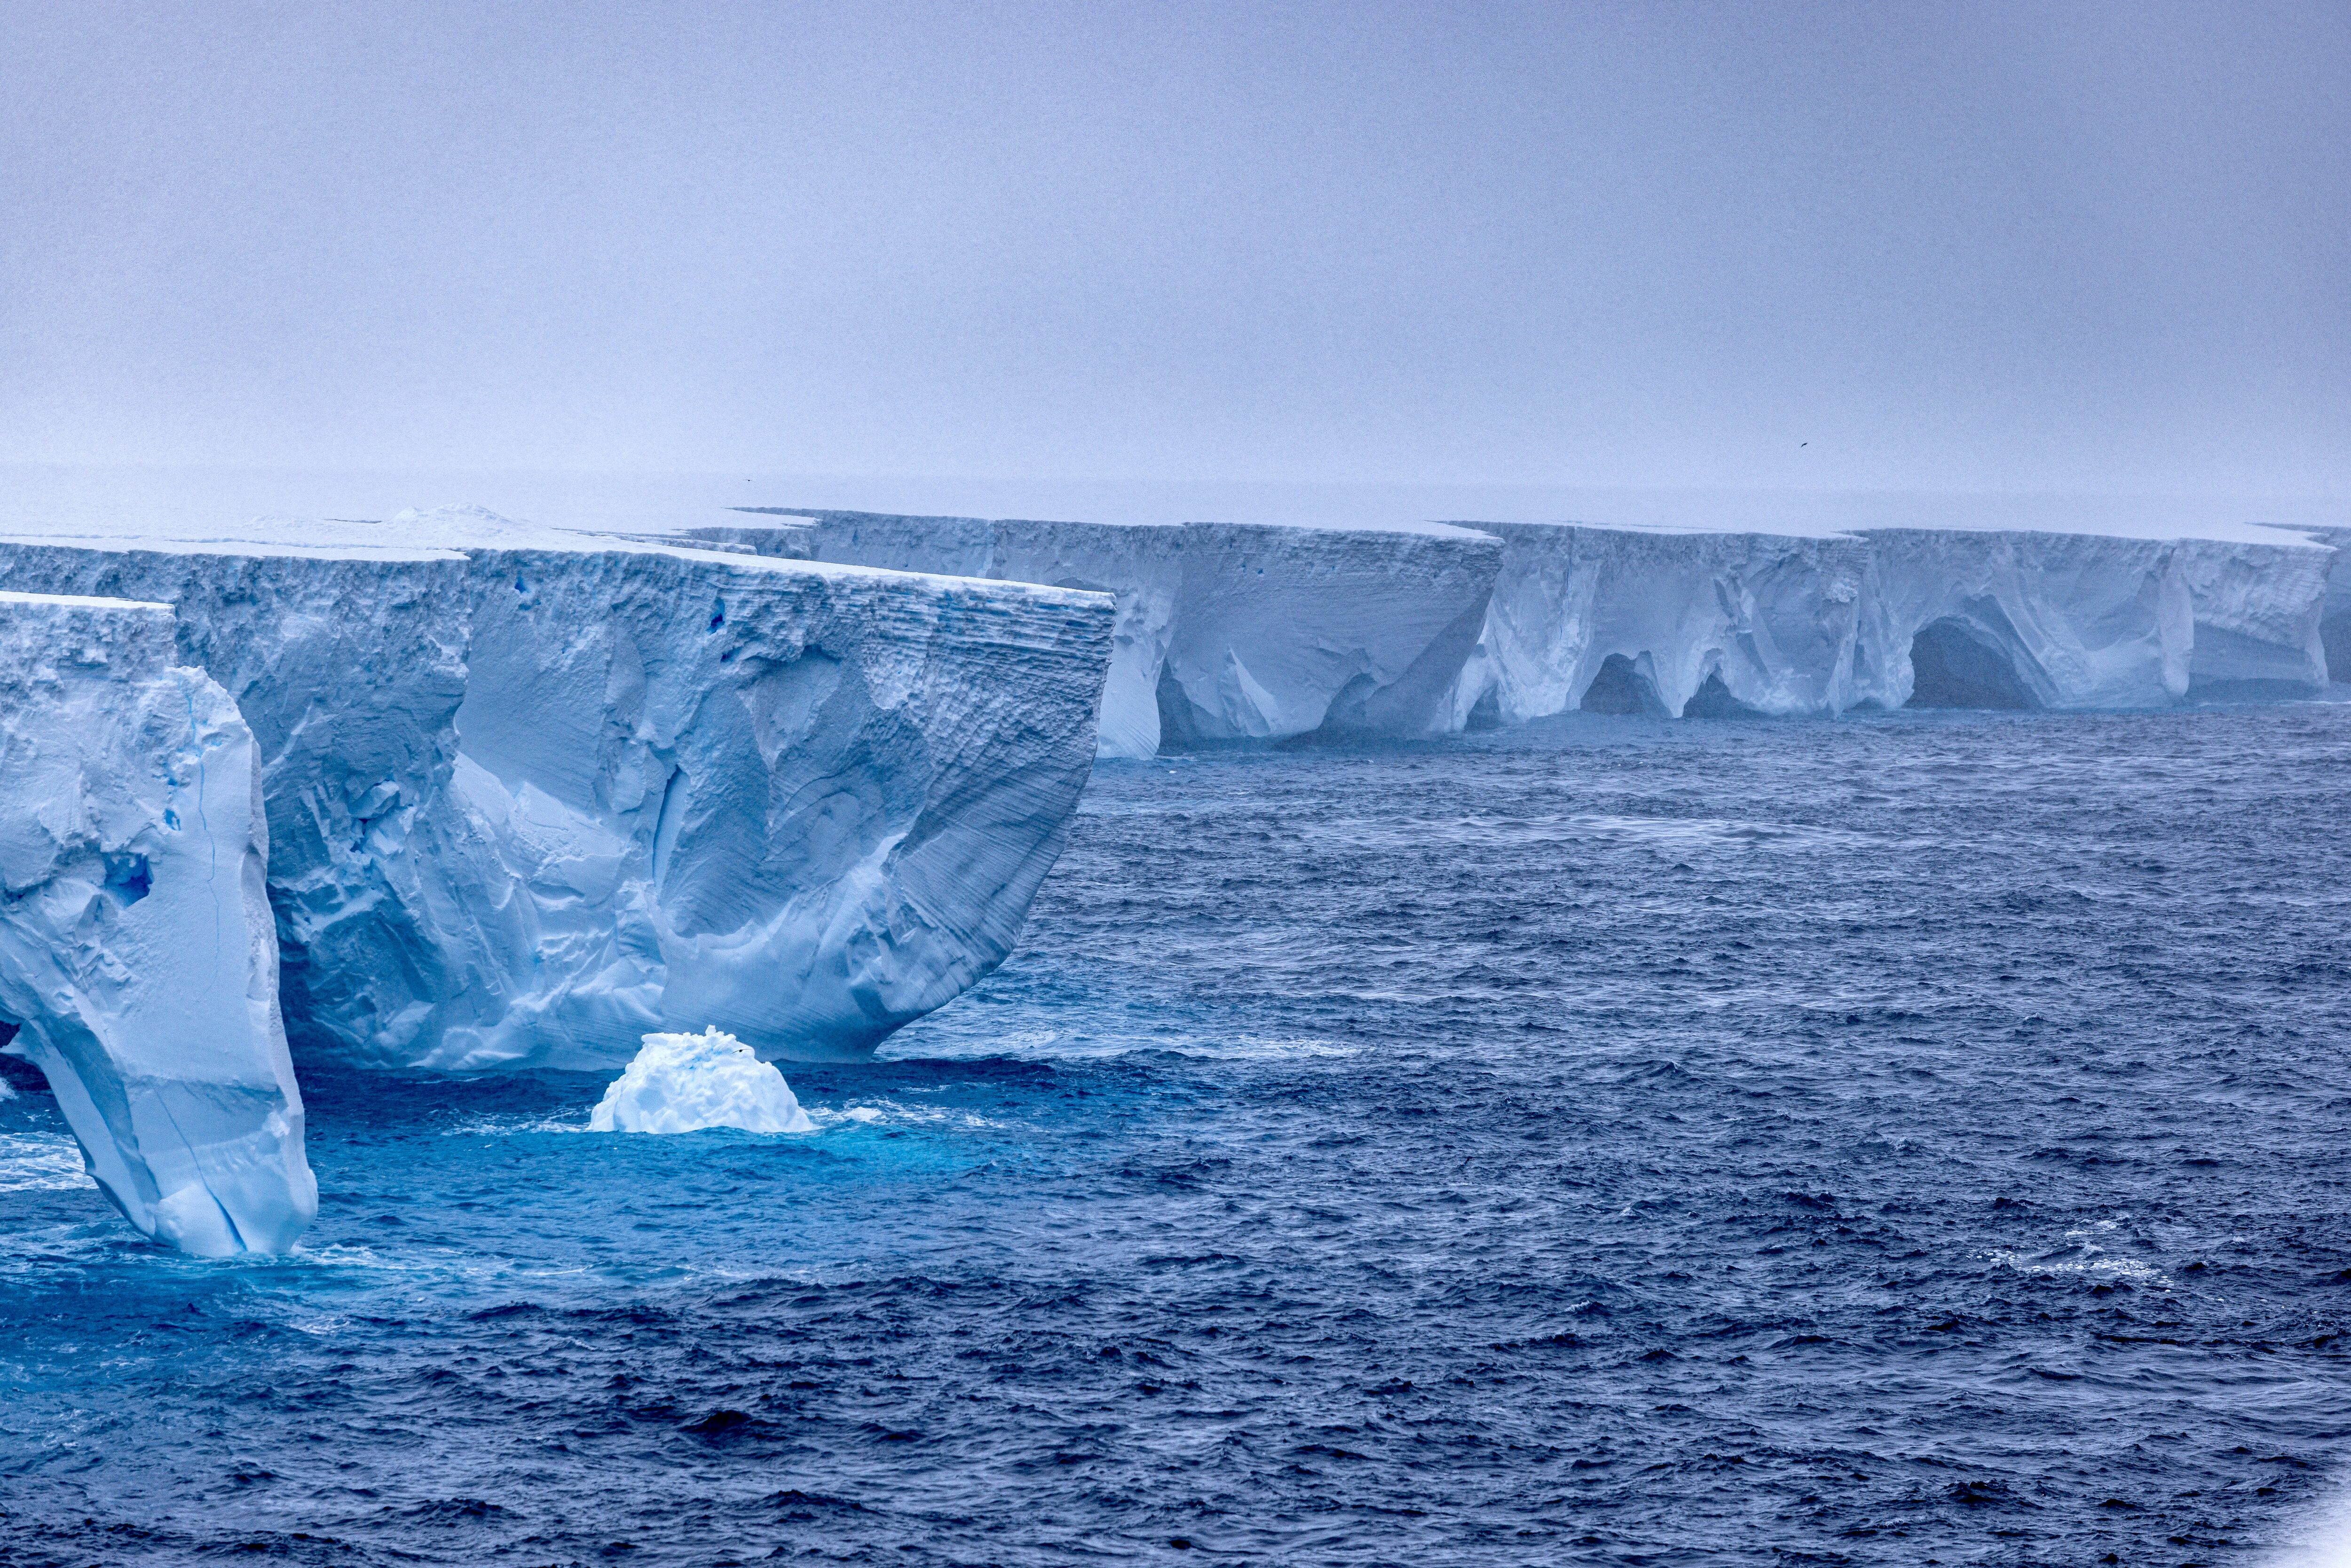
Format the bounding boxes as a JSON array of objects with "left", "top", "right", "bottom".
[{"left": 2, "top": 0, "right": 2345, "bottom": 505}]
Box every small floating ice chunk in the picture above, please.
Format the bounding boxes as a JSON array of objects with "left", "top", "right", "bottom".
[{"left": 588, "top": 1027, "right": 815, "bottom": 1135}]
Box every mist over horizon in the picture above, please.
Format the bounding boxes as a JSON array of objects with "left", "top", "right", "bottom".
[{"left": 3, "top": 1, "right": 2346, "bottom": 503}]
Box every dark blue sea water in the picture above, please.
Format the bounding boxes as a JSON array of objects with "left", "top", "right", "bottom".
[{"left": 6, "top": 705, "right": 2351, "bottom": 1567}]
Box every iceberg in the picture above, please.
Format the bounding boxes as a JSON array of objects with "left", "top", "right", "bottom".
[
  {"left": 0, "top": 509, "right": 1118, "bottom": 1069},
  {"left": 1854, "top": 529, "right": 2193, "bottom": 710},
  {"left": 1443, "top": 523, "right": 1874, "bottom": 724},
  {"left": 740, "top": 510, "right": 1501, "bottom": 756},
  {"left": 0, "top": 534, "right": 474, "bottom": 1061},
  {"left": 2170, "top": 537, "right": 2334, "bottom": 695},
  {"left": 589, "top": 1026, "right": 814, "bottom": 1135},
  {"left": 1156, "top": 521, "right": 1499, "bottom": 745},
  {"left": 1444, "top": 520, "right": 2340, "bottom": 719},
  {"left": 762, "top": 510, "right": 1183, "bottom": 760},
  {"left": 0, "top": 591, "right": 314, "bottom": 1254},
  {"left": 2312, "top": 526, "right": 2351, "bottom": 681}
]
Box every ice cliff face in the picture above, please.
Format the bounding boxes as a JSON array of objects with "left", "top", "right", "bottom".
[
  {"left": 1444, "top": 524, "right": 1874, "bottom": 724},
  {"left": 2308, "top": 527, "right": 2351, "bottom": 682},
  {"left": 2168, "top": 538, "right": 2333, "bottom": 694},
  {"left": 1854, "top": 529, "right": 2193, "bottom": 710},
  {"left": 0, "top": 592, "right": 313, "bottom": 1254},
  {"left": 1443, "top": 521, "right": 2337, "bottom": 718},
  {"left": 0, "top": 538, "right": 473, "bottom": 1059},
  {"left": 430, "top": 520, "right": 1115, "bottom": 1067},
  {"left": 753, "top": 510, "right": 1500, "bottom": 756},
  {"left": 774, "top": 511, "right": 1183, "bottom": 760},
  {"left": 0, "top": 512, "right": 1116, "bottom": 1069},
  {"left": 1156, "top": 523, "right": 1499, "bottom": 745}
]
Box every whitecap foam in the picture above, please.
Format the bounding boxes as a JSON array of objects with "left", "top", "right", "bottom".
[{"left": 0, "top": 1131, "right": 98, "bottom": 1193}]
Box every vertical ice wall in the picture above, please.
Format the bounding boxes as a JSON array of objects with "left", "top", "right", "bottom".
[
  {"left": 0, "top": 538, "right": 473, "bottom": 1059},
  {"left": 773, "top": 510, "right": 1501, "bottom": 754},
  {"left": 0, "top": 592, "right": 313, "bottom": 1255},
  {"left": 2307, "top": 527, "right": 2351, "bottom": 681},
  {"left": 1156, "top": 522, "right": 1499, "bottom": 744},
  {"left": 420, "top": 525, "right": 1118, "bottom": 1067},
  {"left": 2166, "top": 537, "right": 2334, "bottom": 693},
  {"left": 1442, "top": 523, "right": 1873, "bottom": 722},
  {"left": 1443, "top": 522, "right": 2334, "bottom": 719},
  {"left": 1854, "top": 529, "right": 2193, "bottom": 709},
  {"left": 0, "top": 515, "right": 1119, "bottom": 1068},
  {"left": 770, "top": 510, "right": 1184, "bottom": 757}
]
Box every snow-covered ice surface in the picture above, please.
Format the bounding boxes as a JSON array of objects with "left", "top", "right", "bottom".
[
  {"left": 588, "top": 1027, "right": 815, "bottom": 1135},
  {"left": 0, "top": 592, "right": 313, "bottom": 1255},
  {"left": 0, "top": 506, "right": 1118, "bottom": 1070},
  {"left": 755, "top": 509, "right": 1500, "bottom": 756}
]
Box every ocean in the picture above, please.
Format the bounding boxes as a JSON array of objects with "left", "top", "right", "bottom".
[{"left": 4, "top": 703, "right": 2349, "bottom": 1566}]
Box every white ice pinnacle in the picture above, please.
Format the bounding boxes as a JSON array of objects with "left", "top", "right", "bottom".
[{"left": 0, "top": 591, "right": 315, "bottom": 1255}]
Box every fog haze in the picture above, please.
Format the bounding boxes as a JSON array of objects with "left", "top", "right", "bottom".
[{"left": 3, "top": 1, "right": 2345, "bottom": 504}]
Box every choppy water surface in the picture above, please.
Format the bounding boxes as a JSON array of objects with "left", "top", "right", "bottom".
[{"left": 6, "top": 706, "right": 2351, "bottom": 1567}]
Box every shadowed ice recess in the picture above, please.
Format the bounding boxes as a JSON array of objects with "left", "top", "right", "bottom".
[{"left": 5, "top": 701, "right": 2351, "bottom": 1564}]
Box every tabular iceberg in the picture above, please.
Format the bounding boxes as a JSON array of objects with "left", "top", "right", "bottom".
[
  {"left": 1443, "top": 523, "right": 1873, "bottom": 724},
  {"left": 0, "top": 591, "right": 314, "bottom": 1255},
  {"left": 1854, "top": 529, "right": 2193, "bottom": 710},
  {"left": 0, "top": 535, "right": 473, "bottom": 1060},
  {"left": 424, "top": 510, "right": 1116, "bottom": 1067},
  {"left": 0, "top": 509, "right": 1117, "bottom": 1069},
  {"left": 1443, "top": 520, "right": 2339, "bottom": 719},
  {"left": 737, "top": 510, "right": 1501, "bottom": 756}
]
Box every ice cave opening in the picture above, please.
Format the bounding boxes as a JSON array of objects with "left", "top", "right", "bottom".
[
  {"left": 1681, "top": 671, "right": 1763, "bottom": 720},
  {"left": 1580, "top": 654, "right": 1671, "bottom": 716},
  {"left": 0, "top": 1020, "right": 39, "bottom": 1095},
  {"left": 1906, "top": 618, "right": 2036, "bottom": 710}
]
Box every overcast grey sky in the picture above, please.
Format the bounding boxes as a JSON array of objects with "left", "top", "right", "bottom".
[{"left": 2, "top": 0, "right": 2344, "bottom": 500}]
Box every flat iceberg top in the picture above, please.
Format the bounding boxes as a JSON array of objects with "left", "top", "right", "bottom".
[
  {"left": 0, "top": 590, "right": 174, "bottom": 613},
  {"left": 765, "top": 505, "right": 1495, "bottom": 544},
  {"left": 1436, "top": 496, "right": 2339, "bottom": 549},
  {"left": 1449, "top": 517, "right": 2337, "bottom": 555},
  {"left": 0, "top": 518, "right": 468, "bottom": 563},
  {"left": 0, "top": 505, "right": 1117, "bottom": 610}
]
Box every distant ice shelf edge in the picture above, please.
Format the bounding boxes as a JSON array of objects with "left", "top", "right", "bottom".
[
  {"left": 731, "top": 509, "right": 2347, "bottom": 749},
  {"left": 0, "top": 501, "right": 2342, "bottom": 1256}
]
